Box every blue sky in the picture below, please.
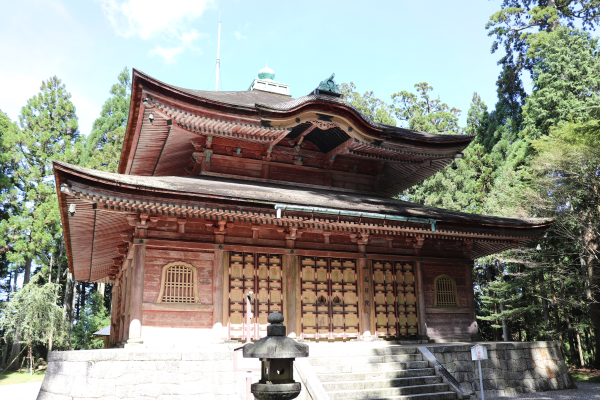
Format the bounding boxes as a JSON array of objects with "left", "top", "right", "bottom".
[{"left": 1, "top": 0, "right": 510, "bottom": 136}]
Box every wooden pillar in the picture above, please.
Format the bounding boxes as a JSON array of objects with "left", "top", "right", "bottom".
[
  {"left": 222, "top": 251, "right": 230, "bottom": 340},
  {"left": 124, "top": 260, "right": 132, "bottom": 341},
  {"left": 212, "top": 250, "right": 225, "bottom": 343},
  {"left": 465, "top": 261, "right": 478, "bottom": 339},
  {"left": 283, "top": 254, "right": 299, "bottom": 338},
  {"left": 127, "top": 244, "right": 146, "bottom": 346},
  {"left": 109, "top": 282, "right": 118, "bottom": 346},
  {"left": 358, "top": 256, "right": 373, "bottom": 341},
  {"left": 415, "top": 261, "right": 428, "bottom": 339}
]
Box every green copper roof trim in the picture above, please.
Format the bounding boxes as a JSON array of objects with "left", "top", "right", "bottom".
[
  {"left": 316, "top": 73, "right": 341, "bottom": 94},
  {"left": 274, "top": 204, "right": 437, "bottom": 232}
]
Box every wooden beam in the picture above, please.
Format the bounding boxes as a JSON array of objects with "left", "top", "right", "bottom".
[
  {"left": 294, "top": 124, "right": 317, "bottom": 147},
  {"left": 324, "top": 138, "right": 355, "bottom": 163}
]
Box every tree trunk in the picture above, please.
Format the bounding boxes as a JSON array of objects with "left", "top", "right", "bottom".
[
  {"left": 98, "top": 282, "right": 105, "bottom": 298},
  {"left": 576, "top": 323, "right": 585, "bottom": 367},
  {"left": 565, "top": 310, "right": 578, "bottom": 367},
  {"left": 500, "top": 301, "right": 508, "bottom": 341},
  {"left": 28, "top": 343, "right": 32, "bottom": 375},
  {"left": 63, "top": 271, "right": 74, "bottom": 344},
  {"left": 23, "top": 258, "right": 31, "bottom": 285},
  {"left": 547, "top": 0, "right": 560, "bottom": 31},
  {"left": 551, "top": 280, "right": 566, "bottom": 357},
  {"left": 8, "top": 270, "right": 21, "bottom": 370}
]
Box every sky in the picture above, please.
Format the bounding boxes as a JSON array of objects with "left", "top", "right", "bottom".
[{"left": 0, "top": 0, "right": 511, "bottom": 136}]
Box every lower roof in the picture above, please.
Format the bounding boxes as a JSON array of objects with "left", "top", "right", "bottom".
[
  {"left": 55, "top": 161, "right": 551, "bottom": 228},
  {"left": 53, "top": 161, "right": 552, "bottom": 282}
]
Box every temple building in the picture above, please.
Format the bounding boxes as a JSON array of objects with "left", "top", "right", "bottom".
[{"left": 53, "top": 68, "right": 552, "bottom": 347}]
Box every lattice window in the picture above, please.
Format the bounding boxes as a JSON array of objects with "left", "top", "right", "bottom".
[
  {"left": 157, "top": 262, "right": 199, "bottom": 303},
  {"left": 434, "top": 274, "right": 459, "bottom": 307}
]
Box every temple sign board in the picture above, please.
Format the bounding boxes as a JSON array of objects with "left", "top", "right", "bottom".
[
  {"left": 471, "top": 344, "right": 487, "bottom": 400},
  {"left": 471, "top": 344, "right": 488, "bottom": 360}
]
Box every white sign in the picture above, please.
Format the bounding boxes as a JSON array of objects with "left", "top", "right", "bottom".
[{"left": 471, "top": 344, "right": 488, "bottom": 360}]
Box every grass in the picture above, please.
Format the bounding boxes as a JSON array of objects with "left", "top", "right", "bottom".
[
  {"left": 0, "top": 370, "right": 46, "bottom": 386},
  {"left": 570, "top": 368, "right": 600, "bottom": 383}
]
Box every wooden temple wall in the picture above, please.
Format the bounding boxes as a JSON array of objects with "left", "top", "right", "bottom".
[{"left": 108, "top": 239, "right": 477, "bottom": 346}]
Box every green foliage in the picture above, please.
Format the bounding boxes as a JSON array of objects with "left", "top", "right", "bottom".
[
  {"left": 339, "top": 82, "right": 396, "bottom": 126},
  {"left": 81, "top": 67, "right": 131, "bottom": 172},
  {"left": 0, "top": 274, "right": 67, "bottom": 349},
  {"left": 392, "top": 82, "right": 463, "bottom": 134},
  {"left": 523, "top": 27, "right": 600, "bottom": 139},
  {"left": 0, "top": 77, "right": 80, "bottom": 275},
  {"left": 71, "top": 291, "right": 111, "bottom": 350},
  {"left": 486, "top": 0, "right": 600, "bottom": 75}
]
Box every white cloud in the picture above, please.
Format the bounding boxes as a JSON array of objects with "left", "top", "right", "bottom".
[
  {"left": 234, "top": 31, "right": 247, "bottom": 40},
  {"left": 149, "top": 29, "right": 205, "bottom": 64},
  {"left": 98, "top": 0, "right": 212, "bottom": 39},
  {"left": 98, "top": 0, "right": 213, "bottom": 63}
]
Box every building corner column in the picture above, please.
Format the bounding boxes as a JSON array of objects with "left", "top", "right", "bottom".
[
  {"left": 212, "top": 250, "right": 226, "bottom": 343},
  {"left": 415, "top": 261, "right": 428, "bottom": 340},
  {"left": 126, "top": 242, "right": 146, "bottom": 347},
  {"left": 358, "top": 256, "right": 373, "bottom": 341},
  {"left": 283, "top": 253, "right": 298, "bottom": 338},
  {"left": 465, "top": 261, "right": 479, "bottom": 340}
]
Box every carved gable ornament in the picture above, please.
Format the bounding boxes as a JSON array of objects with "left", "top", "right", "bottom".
[{"left": 312, "top": 73, "right": 343, "bottom": 97}]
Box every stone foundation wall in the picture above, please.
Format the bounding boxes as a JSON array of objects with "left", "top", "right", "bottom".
[
  {"left": 37, "top": 347, "right": 261, "bottom": 400},
  {"left": 426, "top": 341, "right": 576, "bottom": 399}
]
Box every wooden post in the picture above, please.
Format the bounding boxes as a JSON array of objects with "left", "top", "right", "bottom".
[
  {"left": 283, "top": 254, "right": 298, "bottom": 338},
  {"left": 109, "top": 282, "right": 118, "bottom": 346},
  {"left": 358, "top": 256, "right": 373, "bottom": 341},
  {"left": 212, "top": 250, "right": 225, "bottom": 343},
  {"left": 222, "top": 251, "right": 230, "bottom": 340},
  {"left": 127, "top": 244, "right": 146, "bottom": 346},
  {"left": 465, "top": 261, "right": 478, "bottom": 339},
  {"left": 415, "top": 261, "right": 428, "bottom": 339}
]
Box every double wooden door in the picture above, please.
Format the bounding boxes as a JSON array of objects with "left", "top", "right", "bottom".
[
  {"left": 227, "top": 252, "right": 283, "bottom": 339},
  {"left": 372, "top": 260, "right": 419, "bottom": 337},
  {"left": 300, "top": 257, "right": 359, "bottom": 340}
]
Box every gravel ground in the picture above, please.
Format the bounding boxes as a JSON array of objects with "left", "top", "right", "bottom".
[
  {"left": 485, "top": 382, "right": 600, "bottom": 399},
  {"left": 0, "top": 381, "right": 42, "bottom": 400}
]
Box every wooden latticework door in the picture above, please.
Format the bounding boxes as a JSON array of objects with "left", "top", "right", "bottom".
[
  {"left": 227, "top": 253, "right": 282, "bottom": 340},
  {"left": 300, "top": 257, "right": 359, "bottom": 340},
  {"left": 372, "top": 261, "right": 418, "bottom": 337}
]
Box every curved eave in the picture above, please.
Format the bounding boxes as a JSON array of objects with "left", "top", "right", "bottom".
[
  {"left": 256, "top": 97, "right": 475, "bottom": 148},
  {"left": 58, "top": 161, "right": 555, "bottom": 233},
  {"left": 119, "top": 69, "right": 475, "bottom": 174}
]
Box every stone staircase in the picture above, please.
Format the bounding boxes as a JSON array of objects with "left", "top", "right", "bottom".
[{"left": 307, "top": 343, "right": 457, "bottom": 400}]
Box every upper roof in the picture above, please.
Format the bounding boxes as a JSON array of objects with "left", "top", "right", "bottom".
[{"left": 118, "top": 70, "right": 475, "bottom": 196}]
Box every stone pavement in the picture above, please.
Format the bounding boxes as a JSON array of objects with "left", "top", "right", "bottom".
[
  {"left": 485, "top": 382, "right": 600, "bottom": 399},
  {"left": 0, "top": 381, "right": 42, "bottom": 400}
]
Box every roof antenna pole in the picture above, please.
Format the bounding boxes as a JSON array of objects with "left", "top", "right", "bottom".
[{"left": 215, "top": 13, "right": 221, "bottom": 92}]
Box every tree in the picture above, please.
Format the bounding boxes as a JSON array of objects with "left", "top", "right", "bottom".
[
  {"left": 0, "top": 77, "right": 80, "bottom": 365},
  {"left": 0, "top": 274, "right": 67, "bottom": 373},
  {"left": 339, "top": 82, "right": 396, "bottom": 126},
  {"left": 526, "top": 119, "right": 600, "bottom": 366},
  {"left": 486, "top": 0, "right": 600, "bottom": 76},
  {"left": 71, "top": 291, "right": 111, "bottom": 350},
  {"left": 522, "top": 27, "right": 600, "bottom": 139},
  {"left": 392, "top": 82, "right": 463, "bottom": 134},
  {"left": 81, "top": 67, "right": 131, "bottom": 172}
]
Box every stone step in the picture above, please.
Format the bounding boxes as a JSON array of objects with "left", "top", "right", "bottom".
[
  {"left": 312, "top": 360, "right": 430, "bottom": 374},
  {"left": 309, "top": 354, "right": 422, "bottom": 366},
  {"left": 357, "top": 392, "right": 458, "bottom": 400},
  {"left": 317, "top": 367, "right": 436, "bottom": 382},
  {"left": 327, "top": 383, "right": 451, "bottom": 400},
  {"left": 322, "top": 375, "right": 442, "bottom": 392},
  {"left": 308, "top": 345, "right": 419, "bottom": 357}
]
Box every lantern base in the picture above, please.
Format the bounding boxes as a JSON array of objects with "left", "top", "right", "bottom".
[{"left": 251, "top": 382, "right": 301, "bottom": 400}]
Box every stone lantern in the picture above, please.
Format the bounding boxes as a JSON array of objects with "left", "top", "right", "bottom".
[{"left": 242, "top": 312, "right": 309, "bottom": 400}]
